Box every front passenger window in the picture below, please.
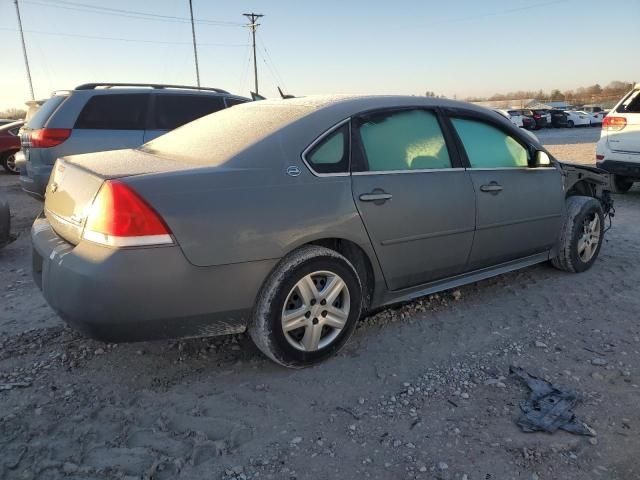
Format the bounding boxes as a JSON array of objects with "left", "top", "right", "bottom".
[{"left": 452, "top": 118, "right": 529, "bottom": 168}]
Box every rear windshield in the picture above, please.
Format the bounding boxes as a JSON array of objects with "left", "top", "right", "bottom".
[
  {"left": 141, "top": 102, "right": 312, "bottom": 165},
  {"left": 26, "top": 95, "right": 67, "bottom": 129}
]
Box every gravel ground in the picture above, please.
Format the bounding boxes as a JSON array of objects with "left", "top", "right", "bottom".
[{"left": 2, "top": 128, "right": 639, "bottom": 480}]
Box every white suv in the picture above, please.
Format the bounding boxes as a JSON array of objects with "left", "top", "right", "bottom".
[{"left": 596, "top": 84, "right": 640, "bottom": 193}]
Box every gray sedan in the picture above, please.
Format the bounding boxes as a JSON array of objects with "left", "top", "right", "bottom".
[{"left": 32, "top": 95, "right": 612, "bottom": 367}]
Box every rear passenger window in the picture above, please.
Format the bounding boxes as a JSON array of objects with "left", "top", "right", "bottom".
[
  {"left": 305, "top": 123, "right": 349, "bottom": 174},
  {"left": 153, "top": 94, "right": 226, "bottom": 130},
  {"left": 75, "top": 94, "right": 149, "bottom": 130},
  {"left": 452, "top": 118, "right": 529, "bottom": 168},
  {"left": 358, "top": 109, "right": 451, "bottom": 171}
]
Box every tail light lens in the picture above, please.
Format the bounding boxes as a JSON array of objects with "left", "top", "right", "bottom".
[
  {"left": 533, "top": 114, "right": 541, "bottom": 119},
  {"left": 82, "top": 180, "right": 173, "bottom": 247},
  {"left": 603, "top": 116, "right": 627, "bottom": 131},
  {"left": 596, "top": 154, "right": 605, "bottom": 160},
  {"left": 29, "top": 128, "right": 72, "bottom": 148}
]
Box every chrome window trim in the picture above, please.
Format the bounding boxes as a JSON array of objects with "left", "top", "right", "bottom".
[
  {"left": 467, "top": 167, "right": 558, "bottom": 171},
  {"left": 352, "top": 168, "right": 465, "bottom": 176},
  {"left": 301, "top": 118, "right": 351, "bottom": 177}
]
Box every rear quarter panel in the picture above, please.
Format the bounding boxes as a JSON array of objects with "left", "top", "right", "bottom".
[{"left": 125, "top": 130, "right": 374, "bottom": 268}]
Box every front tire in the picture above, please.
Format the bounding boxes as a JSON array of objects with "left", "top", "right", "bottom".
[
  {"left": 250, "top": 245, "right": 363, "bottom": 368},
  {"left": 567, "top": 120, "right": 574, "bottom": 128},
  {"left": 552, "top": 196, "right": 604, "bottom": 273}
]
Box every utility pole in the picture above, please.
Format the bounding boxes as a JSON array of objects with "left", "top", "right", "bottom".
[
  {"left": 243, "top": 13, "right": 263, "bottom": 94},
  {"left": 188, "top": 0, "right": 200, "bottom": 88},
  {"left": 14, "top": 0, "right": 35, "bottom": 101}
]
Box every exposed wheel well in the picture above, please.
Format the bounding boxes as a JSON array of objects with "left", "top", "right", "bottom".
[
  {"left": 566, "top": 179, "right": 597, "bottom": 198},
  {"left": 307, "top": 238, "right": 375, "bottom": 312}
]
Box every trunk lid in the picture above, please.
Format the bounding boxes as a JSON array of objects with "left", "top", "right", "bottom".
[{"left": 44, "top": 149, "right": 189, "bottom": 245}]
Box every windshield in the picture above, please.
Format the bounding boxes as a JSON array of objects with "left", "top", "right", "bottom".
[{"left": 141, "top": 102, "right": 313, "bottom": 166}]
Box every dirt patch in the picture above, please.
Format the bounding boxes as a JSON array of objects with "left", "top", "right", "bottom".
[{"left": 1, "top": 130, "right": 639, "bottom": 479}]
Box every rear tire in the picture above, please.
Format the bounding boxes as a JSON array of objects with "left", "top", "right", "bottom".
[
  {"left": 552, "top": 196, "right": 604, "bottom": 273},
  {"left": 1, "top": 152, "right": 19, "bottom": 175},
  {"left": 611, "top": 175, "right": 634, "bottom": 194},
  {"left": 250, "top": 245, "right": 363, "bottom": 368},
  {"left": 567, "top": 120, "right": 574, "bottom": 128}
]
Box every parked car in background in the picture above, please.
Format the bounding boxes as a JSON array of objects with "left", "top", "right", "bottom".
[
  {"left": 596, "top": 84, "right": 640, "bottom": 193},
  {"left": 32, "top": 95, "right": 613, "bottom": 367},
  {"left": 20, "top": 83, "right": 250, "bottom": 199},
  {"left": 588, "top": 111, "right": 606, "bottom": 126},
  {"left": 549, "top": 109, "right": 569, "bottom": 128},
  {"left": 583, "top": 105, "right": 604, "bottom": 115},
  {"left": 512, "top": 109, "right": 547, "bottom": 129},
  {"left": 495, "top": 109, "right": 523, "bottom": 127},
  {"left": 521, "top": 115, "right": 535, "bottom": 130},
  {"left": 565, "top": 110, "right": 591, "bottom": 128},
  {"left": 0, "top": 121, "right": 24, "bottom": 174},
  {"left": 0, "top": 192, "right": 11, "bottom": 249}
]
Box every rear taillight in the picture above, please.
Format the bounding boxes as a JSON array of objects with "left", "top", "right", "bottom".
[
  {"left": 82, "top": 180, "right": 173, "bottom": 247},
  {"left": 29, "top": 128, "right": 72, "bottom": 148},
  {"left": 533, "top": 114, "right": 541, "bottom": 119},
  {"left": 596, "top": 154, "right": 605, "bottom": 160},
  {"left": 603, "top": 116, "right": 627, "bottom": 131}
]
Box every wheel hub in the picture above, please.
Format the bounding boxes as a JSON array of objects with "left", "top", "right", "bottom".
[{"left": 281, "top": 270, "right": 350, "bottom": 352}]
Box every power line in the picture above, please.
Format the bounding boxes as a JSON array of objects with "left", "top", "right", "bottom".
[
  {"left": 21, "top": 0, "right": 244, "bottom": 27},
  {"left": 243, "top": 13, "right": 263, "bottom": 95},
  {"left": 257, "top": 33, "right": 287, "bottom": 92},
  {"left": 13, "top": 0, "right": 34, "bottom": 101},
  {"left": 0, "top": 27, "right": 249, "bottom": 47}
]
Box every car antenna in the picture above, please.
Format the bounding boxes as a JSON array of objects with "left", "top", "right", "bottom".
[
  {"left": 278, "top": 86, "right": 295, "bottom": 99},
  {"left": 251, "top": 91, "right": 267, "bottom": 101}
]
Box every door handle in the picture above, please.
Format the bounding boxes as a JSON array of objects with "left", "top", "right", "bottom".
[
  {"left": 480, "top": 183, "right": 503, "bottom": 193},
  {"left": 359, "top": 192, "right": 393, "bottom": 202}
]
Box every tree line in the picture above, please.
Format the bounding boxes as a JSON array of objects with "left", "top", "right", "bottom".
[{"left": 463, "top": 80, "right": 635, "bottom": 105}]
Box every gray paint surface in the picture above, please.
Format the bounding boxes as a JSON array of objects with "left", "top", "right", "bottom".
[{"left": 35, "top": 94, "right": 599, "bottom": 342}]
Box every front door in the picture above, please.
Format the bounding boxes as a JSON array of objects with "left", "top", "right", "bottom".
[
  {"left": 350, "top": 108, "right": 477, "bottom": 291},
  {"left": 449, "top": 117, "right": 564, "bottom": 269}
]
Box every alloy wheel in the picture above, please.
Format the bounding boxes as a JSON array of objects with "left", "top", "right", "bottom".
[
  {"left": 281, "top": 270, "right": 350, "bottom": 352},
  {"left": 5, "top": 154, "right": 18, "bottom": 173},
  {"left": 577, "top": 213, "right": 600, "bottom": 263}
]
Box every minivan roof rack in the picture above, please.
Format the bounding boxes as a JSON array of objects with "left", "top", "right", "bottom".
[{"left": 74, "top": 83, "right": 229, "bottom": 94}]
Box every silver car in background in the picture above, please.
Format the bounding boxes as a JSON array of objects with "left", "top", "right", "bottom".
[
  {"left": 19, "top": 83, "right": 249, "bottom": 199},
  {"left": 32, "top": 95, "right": 613, "bottom": 367}
]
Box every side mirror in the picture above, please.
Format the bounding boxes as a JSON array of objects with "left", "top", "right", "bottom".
[{"left": 534, "top": 151, "right": 552, "bottom": 167}]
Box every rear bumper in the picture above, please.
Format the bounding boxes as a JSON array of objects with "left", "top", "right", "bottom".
[
  {"left": 31, "top": 216, "right": 278, "bottom": 342},
  {"left": 20, "top": 163, "right": 52, "bottom": 200},
  {"left": 597, "top": 159, "right": 640, "bottom": 180}
]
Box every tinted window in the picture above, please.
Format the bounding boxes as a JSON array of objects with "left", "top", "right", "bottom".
[
  {"left": 358, "top": 110, "right": 451, "bottom": 172},
  {"left": 619, "top": 91, "right": 640, "bottom": 113},
  {"left": 75, "top": 94, "right": 149, "bottom": 130},
  {"left": 452, "top": 118, "right": 529, "bottom": 168},
  {"left": 27, "top": 95, "right": 67, "bottom": 129},
  {"left": 305, "top": 123, "right": 349, "bottom": 174},
  {"left": 153, "top": 94, "right": 226, "bottom": 130}
]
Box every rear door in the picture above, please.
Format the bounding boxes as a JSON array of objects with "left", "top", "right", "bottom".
[
  {"left": 448, "top": 114, "right": 564, "bottom": 269},
  {"left": 606, "top": 89, "right": 640, "bottom": 154},
  {"left": 71, "top": 93, "right": 148, "bottom": 153},
  {"left": 143, "top": 93, "right": 227, "bottom": 142},
  {"left": 350, "top": 108, "right": 476, "bottom": 291}
]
